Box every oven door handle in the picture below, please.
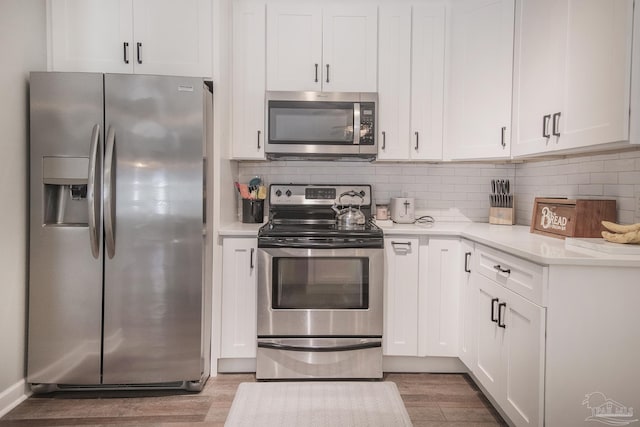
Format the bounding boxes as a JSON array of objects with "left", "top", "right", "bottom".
[{"left": 258, "top": 341, "right": 381, "bottom": 353}]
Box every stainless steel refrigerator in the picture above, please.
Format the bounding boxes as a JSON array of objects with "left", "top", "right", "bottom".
[{"left": 27, "top": 72, "right": 212, "bottom": 392}]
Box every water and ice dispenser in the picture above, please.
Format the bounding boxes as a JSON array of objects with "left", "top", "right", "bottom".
[{"left": 42, "top": 157, "right": 90, "bottom": 226}]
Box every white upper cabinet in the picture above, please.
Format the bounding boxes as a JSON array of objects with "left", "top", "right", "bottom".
[
  {"left": 49, "top": 0, "right": 134, "bottom": 73},
  {"left": 231, "top": 1, "right": 266, "bottom": 159},
  {"left": 377, "top": 3, "right": 445, "bottom": 161},
  {"left": 132, "top": 0, "right": 212, "bottom": 77},
  {"left": 377, "top": 5, "right": 412, "bottom": 160},
  {"left": 266, "top": 3, "right": 377, "bottom": 92},
  {"left": 445, "top": 0, "right": 514, "bottom": 160},
  {"left": 48, "top": 0, "right": 212, "bottom": 77},
  {"left": 512, "top": 0, "right": 633, "bottom": 157}
]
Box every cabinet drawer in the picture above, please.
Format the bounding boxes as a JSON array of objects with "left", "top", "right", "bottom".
[{"left": 475, "top": 244, "right": 547, "bottom": 306}]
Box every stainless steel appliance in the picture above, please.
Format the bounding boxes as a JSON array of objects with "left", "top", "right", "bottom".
[
  {"left": 257, "top": 184, "right": 384, "bottom": 380},
  {"left": 27, "top": 72, "right": 212, "bottom": 392},
  {"left": 390, "top": 197, "right": 416, "bottom": 224},
  {"left": 265, "top": 91, "right": 377, "bottom": 159}
]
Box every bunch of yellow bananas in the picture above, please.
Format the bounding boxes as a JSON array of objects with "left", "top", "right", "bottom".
[{"left": 601, "top": 221, "right": 640, "bottom": 244}]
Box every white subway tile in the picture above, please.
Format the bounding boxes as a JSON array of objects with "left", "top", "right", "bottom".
[{"left": 589, "top": 172, "right": 618, "bottom": 185}]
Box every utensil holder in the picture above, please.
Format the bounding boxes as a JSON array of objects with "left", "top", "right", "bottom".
[{"left": 242, "top": 199, "right": 264, "bottom": 223}]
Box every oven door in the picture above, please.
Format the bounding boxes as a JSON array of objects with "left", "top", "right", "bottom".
[{"left": 257, "top": 247, "right": 383, "bottom": 337}]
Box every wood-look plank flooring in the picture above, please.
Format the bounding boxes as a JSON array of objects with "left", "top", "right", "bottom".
[{"left": 0, "top": 373, "right": 507, "bottom": 426}]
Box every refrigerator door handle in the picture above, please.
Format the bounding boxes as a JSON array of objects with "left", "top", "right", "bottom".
[
  {"left": 104, "top": 126, "right": 116, "bottom": 258},
  {"left": 88, "top": 124, "right": 102, "bottom": 258}
]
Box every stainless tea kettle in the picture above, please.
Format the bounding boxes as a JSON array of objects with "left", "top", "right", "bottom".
[{"left": 332, "top": 191, "right": 366, "bottom": 228}]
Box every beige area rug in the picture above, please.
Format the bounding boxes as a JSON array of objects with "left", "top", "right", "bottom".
[{"left": 224, "top": 381, "right": 413, "bottom": 427}]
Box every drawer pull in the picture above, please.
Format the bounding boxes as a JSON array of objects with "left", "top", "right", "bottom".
[
  {"left": 498, "top": 302, "right": 507, "bottom": 328},
  {"left": 493, "top": 264, "right": 511, "bottom": 275},
  {"left": 491, "top": 298, "right": 499, "bottom": 323},
  {"left": 391, "top": 241, "right": 412, "bottom": 247},
  {"left": 464, "top": 252, "right": 471, "bottom": 273}
]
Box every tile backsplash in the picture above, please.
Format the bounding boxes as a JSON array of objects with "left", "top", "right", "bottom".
[
  {"left": 514, "top": 149, "right": 640, "bottom": 225},
  {"left": 238, "top": 147, "right": 640, "bottom": 225},
  {"left": 238, "top": 161, "right": 516, "bottom": 222}
]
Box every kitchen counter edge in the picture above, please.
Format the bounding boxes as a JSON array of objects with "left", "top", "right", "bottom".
[{"left": 218, "top": 221, "right": 640, "bottom": 267}]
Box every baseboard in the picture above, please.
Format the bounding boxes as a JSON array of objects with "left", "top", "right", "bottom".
[
  {"left": 383, "top": 356, "right": 467, "bottom": 373},
  {"left": 0, "top": 379, "right": 30, "bottom": 418}
]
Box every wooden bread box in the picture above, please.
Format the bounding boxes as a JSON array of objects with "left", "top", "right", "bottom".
[{"left": 530, "top": 198, "right": 616, "bottom": 239}]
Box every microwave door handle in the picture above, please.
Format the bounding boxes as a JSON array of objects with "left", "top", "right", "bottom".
[{"left": 353, "top": 102, "right": 360, "bottom": 145}]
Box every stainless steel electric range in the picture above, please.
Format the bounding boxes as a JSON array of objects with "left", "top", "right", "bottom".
[{"left": 256, "top": 184, "right": 384, "bottom": 380}]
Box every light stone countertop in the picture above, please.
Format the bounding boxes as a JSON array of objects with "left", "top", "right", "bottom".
[{"left": 217, "top": 220, "right": 640, "bottom": 267}]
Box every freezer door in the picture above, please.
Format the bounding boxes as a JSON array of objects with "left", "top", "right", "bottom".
[
  {"left": 28, "top": 72, "right": 104, "bottom": 385},
  {"left": 103, "top": 74, "right": 204, "bottom": 384}
]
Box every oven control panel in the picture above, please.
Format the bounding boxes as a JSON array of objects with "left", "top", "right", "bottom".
[{"left": 270, "top": 184, "right": 371, "bottom": 206}]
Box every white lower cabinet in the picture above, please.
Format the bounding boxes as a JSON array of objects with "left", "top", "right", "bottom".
[
  {"left": 221, "top": 238, "right": 257, "bottom": 358},
  {"left": 422, "top": 237, "right": 460, "bottom": 357},
  {"left": 474, "top": 266, "right": 545, "bottom": 427},
  {"left": 383, "top": 237, "right": 420, "bottom": 356},
  {"left": 458, "top": 239, "right": 476, "bottom": 368},
  {"left": 384, "top": 236, "right": 460, "bottom": 357}
]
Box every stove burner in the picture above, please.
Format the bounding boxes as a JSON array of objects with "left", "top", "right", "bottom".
[{"left": 258, "top": 184, "right": 383, "bottom": 249}]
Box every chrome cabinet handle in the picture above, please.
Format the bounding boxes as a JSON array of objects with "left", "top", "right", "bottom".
[
  {"left": 257, "top": 130, "right": 261, "bottom": 150},
  {"left": 87, "top": 124, "right": 101, "bottom": 259},
  {"left": 381, "top": 131, "right": 386, "bottom": 150},
  {"left": 391, "top": 241, "right": 412, "bottom": 247},
  {"left": 414, "top": 131, "right": 419, "bottom": 150},
  {"left": 552, "top": 112, "right": 561, "bottom": 137},
  {"left": 491, "top": 298, "right": 499, "bottom": 323},
  {"left": 542, "top": 114, "right": 551, "bottom": 138},
  {"left": 136, "top": 42, "right": 142, "bottom": 64},
  {"left": 464, "top": 252, "right": 471, "bottom": 273},
  {"left": 250, "top": 248, "right": 254, "bottom": 269},
  {"left": 493, "top": 264, "right": 511, "bottom": 275},
  {"left": 326, "top": 64, "right": 330, "bottom": 83},
  {"left": 123, "top": 42, "right": 129, "bottom": 64},
  {"left": 498, "top": 302, "right": 507, "bottom": 328},
  {"left": 501, "top": 126, "right": 506, "bottom": 148},
  {"left": 104, "top": 127, "right": 117, "bottom": 259},
  {"left": 314, "top": 63, "right": 318, "bottom": 83}
]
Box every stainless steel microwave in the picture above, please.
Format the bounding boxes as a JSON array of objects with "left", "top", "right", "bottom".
[{"left": 265, "top": 91, "right": 377, "bottom": 160}]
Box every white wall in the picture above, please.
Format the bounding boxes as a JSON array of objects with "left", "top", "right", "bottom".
[{"left": 0, "top": 0, "right": 46, "bottom": 414}]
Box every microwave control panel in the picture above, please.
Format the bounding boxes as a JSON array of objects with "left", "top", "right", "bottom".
[{"left": 359, "top": 102, "right": 375, "bottom": 145}]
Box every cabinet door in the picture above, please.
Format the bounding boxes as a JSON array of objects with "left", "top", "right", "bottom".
[
  {"left": 446, "top": 0, "right": 514, "bottom": 160},
  {"left": 458, "top": 239, "right": 476, "bottom": 368},
  {"left": 501, "top": 287, "right": 545, "bottom": 427},
  {"left": 511, "top": 0, "right": 564, "bottom": 156},
  {"left": 132, "top": 0, "right": 212, "bottom": 77},
  {"left": 423, "top": 238, "right": 460, "bottom": 357},
  {"left": 474, "top": 275, "right": 505, "bottom": 399},
  {"left": 322, "top": 5, "right": 378, "bottom": 92},
  {"left": 384, "top": 237, "right": 419, "bottom": 356},
  {"left": 232, "top": 1, "right": 266, "bottom": 159},
  {"left": 377, "top": 5, "right": 412, "bottom": 160},
  {"left": 410, "top": 4, "right": 446, "bottom": 160},
  {"left": 266, "top": 4, "right": 322, "bottom": 91},
  {"left": 49, "top": 0, "right": 134, "bottom": 73},
  {"left": 557, "top": 0, "right": 632, "bottom": 151},
  {"left": 221, "top": 238, "right": 258, "bottom": 358}
]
